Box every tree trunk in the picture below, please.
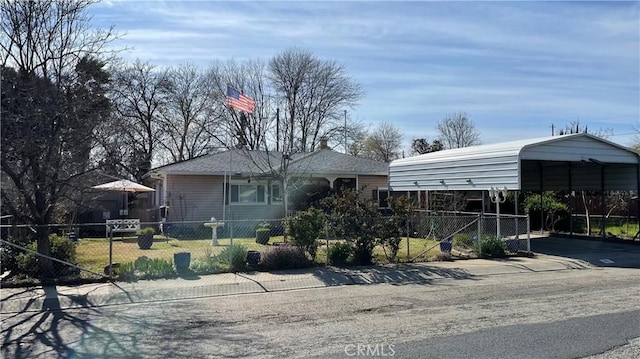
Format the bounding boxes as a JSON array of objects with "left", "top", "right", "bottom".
[{"left": 36, "top": 225, "right": 55, "bottom": 279}]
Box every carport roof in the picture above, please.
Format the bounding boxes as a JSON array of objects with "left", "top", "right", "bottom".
[{"left": 389, "top": 133, "right": 640, "bottom": 192}]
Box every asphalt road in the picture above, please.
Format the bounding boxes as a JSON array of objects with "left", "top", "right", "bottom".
[
  {"left": 2, "top": 261, "right": 639, "bottom": 359},
  {"left": 321, "top": 310, "right": 640, "bottom": 359},
  {"left": 530, "top": 236, "right": 640, "bottom": 268}
]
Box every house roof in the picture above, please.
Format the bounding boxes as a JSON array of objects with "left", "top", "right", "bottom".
[
  {"left": 288, "top": 149, "right": 388, "bottom": 176},
  {"left": 389, "top": 133, "right": 639, "bottom": 191},
  {"left": 150, "top": 149, "right": 388, "bottom": 177}
]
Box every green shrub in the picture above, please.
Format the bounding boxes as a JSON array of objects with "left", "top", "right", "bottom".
[
  {"left": 323, "top": 188, "right": 380, "bottom": 266},
  {"left": 259, "top": 245, "right": 311, "bottom": 271},
  {"left": 191, "top": 249, "right": 223, "bottom": 274},
  {"left": 16, "top": 234, "right": 78, "bottom": 277},
  {"left": 219, "top": 244, "right": 248, "bottom": 272},
  {"left": 284, "top": 207, "right": 325, "bottom": 260},
  {"left": 377, "top": 196, "right": 413, "bottom": 262},
  {"left": 115, "top": 262, "right": 136, "bottom": 282},
  {"left": 113, "top": 256, "right": 176, "bottom": 281},
  {"left": 133, "top": 256, "right": 176, "bottom": 279},
  {"left": 453, "top": 233, "right": 475, "bottom": 249},
  {"left": 476, "top": 236, "right": 506, "bottom": 257},
  {"left": 327, "top": 242, "right": 352, "bottom": 266}
]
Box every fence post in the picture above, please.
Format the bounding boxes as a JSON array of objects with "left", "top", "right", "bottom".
[
  {"left": 229, "top": 213, "right": 234, "bottom": 247},
  {"left": 477, "top": 214, "right": 482, "bottom": 257},
  {"left": 527, "top": 215, "right": 531, "bottom": 252},
  {"left": 108, "top": 224, "right": 114, "bottom": 279},
  {"left": 406, "top": 219, "right": 410, "bottom": 260},
  {"left": 325, "top": 219, "right": 330, "bottom": 266}
]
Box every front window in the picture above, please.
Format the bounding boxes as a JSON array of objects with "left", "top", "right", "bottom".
[
  {"left": 374, "top": 188, "right": 389, "bottom": 208},
  {"left": 230, "top": 183, "right": 266, "bottom": 204},
  {"left": 271, "top": 183, "right": 283, "bottom": 203}
]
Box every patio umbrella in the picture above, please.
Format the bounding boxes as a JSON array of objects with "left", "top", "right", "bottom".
[
  {"left": 92, "top": 179, "right": 155, "bottom": 217},
  {"left": 92, "top": 179, "right": 155, "bottom": 278},
  {"left": 92, "top": 179, "right": 155, "bottom": 193}
]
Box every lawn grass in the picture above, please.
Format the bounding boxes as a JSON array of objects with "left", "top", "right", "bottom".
[
  {"left": 76, "top": 235, "right": 440, "bottom": 273},
  {"left": 571, "top": 218, "right": 639, "bottom": 239},
  {"left": 604, "top": 222, "right": 639, "bottom": 238}
]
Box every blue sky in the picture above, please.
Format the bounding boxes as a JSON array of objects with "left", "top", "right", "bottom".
[{"left": 91, "top": 1, "right": 639, "bottom": 148}]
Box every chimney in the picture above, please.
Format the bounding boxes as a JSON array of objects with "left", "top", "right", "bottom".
[{"left": 318, "top": 136, "right": 330, "bottom": 150}]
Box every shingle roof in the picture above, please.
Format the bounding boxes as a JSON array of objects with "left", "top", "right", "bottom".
[
  {"left": 151, "top": 149, "right": 388, "bottom": 177},
  {"left": 288, "top": 149, "right": 388, "bottom": 175}
]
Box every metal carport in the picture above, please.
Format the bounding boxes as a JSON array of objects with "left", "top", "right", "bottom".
[{"left": 389, "top": 133, "right": 640, "bottom": 236}]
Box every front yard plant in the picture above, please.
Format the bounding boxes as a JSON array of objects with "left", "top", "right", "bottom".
[
  {"left": 323, "top": 188, "right": 379, "bottom": 265},
  {"left": 377, "top": 196, "right": 413, "bottom": 262},
  {"left": 259, "top": 245, "right": 311, "bottom": 270},
  {"left": 327, "top": 241, "right": 352, "bottom": 266},
  {"left": 16, "top": 234, "right": 78, "bottom": 278},
  {"left": 219, "top": 244, "right": 248, "bottom": 272},
  {"left": 284, "top": 207, "right": 325, "bottom": 260}
]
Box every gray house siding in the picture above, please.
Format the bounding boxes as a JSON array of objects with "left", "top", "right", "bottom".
[
  {"left": 359, "top": 175, "right": 389, "bottom": 197},
  {"left": 166, "top": 175, "right": 223, "bottom": 222}
]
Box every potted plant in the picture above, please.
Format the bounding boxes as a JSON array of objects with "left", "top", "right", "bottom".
[
  {"left": 255, "top": 223, "right": 270, "bottom": 245},
  {"left": 174, "top": 252, "right": 191, "bottom": 271},
  {"left": 505, "top": 238, "right": 519, "bottom": 253},
  {"left": 439, "top": 238, "right": 452, "bottom": 253},
  {"left": 136, "top": 227, "right": 155, "bottom": 249}
]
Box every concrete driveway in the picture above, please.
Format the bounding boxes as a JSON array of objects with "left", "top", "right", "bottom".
[{"left": 530, "top": 236, "right": 640, "bottom": 268}]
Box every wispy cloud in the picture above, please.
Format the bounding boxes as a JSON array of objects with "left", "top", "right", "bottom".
[{"left": 89, "top": 0, "right": 639, "bottom": 146}]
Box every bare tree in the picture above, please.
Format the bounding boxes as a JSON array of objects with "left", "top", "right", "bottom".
[
  {"left": 359, "top": 122, "right": 404, "bottom": 162},
  {"left": 158, "top": 63, "right": 220, "bottom": 162},
  {"left": 204, "top": 59, "right": 275, "bottom": 150},
  {"left": 0, "top": 0, "right": 116, "bottom": 277},
  {"left": 436, "top": 112, "right": 481, "bottom": 149},
  {"left": 105, "top": 60, "right": 172, "bottom": 181},
  {"left": 0, "top": 0, "right": 117, "bottom": 81},
  {"left": 268, "top": 48, "right": 363, "bottom": 153},
  {"left": 555, "top": 120, "right": 613, "bottom": 139}
]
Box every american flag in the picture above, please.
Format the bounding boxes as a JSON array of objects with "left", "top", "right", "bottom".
[{"left": 226, "top": 86, "right": 255, "bottom": 113}]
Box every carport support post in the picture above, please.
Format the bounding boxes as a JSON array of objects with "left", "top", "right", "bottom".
[
  {"left": 637, "top": 162, "right": 640, "bottom": 238},
  {"left": 539, "top": 162, "right": 544, "bottom": 234},
  {"left": 600, "top": 164, "right": 606, "bottom": 240},
  {"left": 568, "top": 162, "right": 573, "bottom": 236}
]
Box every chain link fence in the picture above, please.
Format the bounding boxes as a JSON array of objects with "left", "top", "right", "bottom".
[{"left": 1, "top": 212, "right": 531, "bottom": 284}]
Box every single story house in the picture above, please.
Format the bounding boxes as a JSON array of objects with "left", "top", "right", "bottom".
[{"left": 144, "top": 140, "right": 389, "bottom": 222}]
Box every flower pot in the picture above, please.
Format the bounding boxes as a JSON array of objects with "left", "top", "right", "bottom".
[
  {"left": 506, "top": 239, "right": 519, "bottom": 253},
  {"left": 439, "top": 242, "right": 452, "bottom": 253},
  {"left": 174, "top": 252, "right": 191, "bottom": 270},
  {"left": 255, "top": 230, "right": 270, "bottom": 245},
  {"left": 137, "top": 234, "right": 154, "bottom": 249},
  {"left": 246, "top": 250, "right": 261, "bottom": 267}
]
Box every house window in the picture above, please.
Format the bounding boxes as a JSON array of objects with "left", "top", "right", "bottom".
[
  {"left": 271, "top": 183, "right": 283, "bottom": 203},
  {"left": 374, "top": 188, "right": 389, "bottom": 208},
  {"left": 230, "top": 184, "right": 266, "bottom": 204}
]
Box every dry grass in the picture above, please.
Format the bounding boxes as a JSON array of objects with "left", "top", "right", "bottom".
[
  {"left": 76, "top": 235, "right": 441, "bottom": 273},
  {"left": 76, "top": 235, "right": 286, "bottom": 273}
]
